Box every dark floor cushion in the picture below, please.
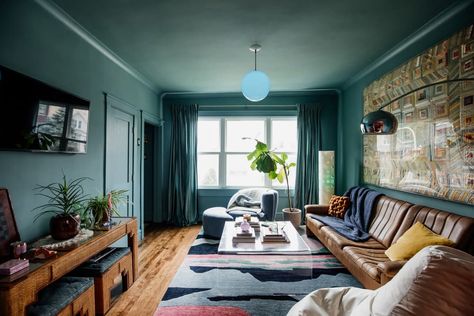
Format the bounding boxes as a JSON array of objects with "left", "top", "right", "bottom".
[
  {"left": 28, "top": 276, "right": 93, "bottom": 316},
  {"left": 71, "top": 247, "right": 131, "bottom": 277}
]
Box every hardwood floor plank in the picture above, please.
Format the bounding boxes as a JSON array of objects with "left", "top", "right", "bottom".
[{"left": 107, "top": 224, "right": 201, "bottom": 316}]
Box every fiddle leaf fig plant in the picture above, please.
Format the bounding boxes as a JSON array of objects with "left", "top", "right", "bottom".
[{"left": 245, "top": 138, "right": 297, "bottom": 212}]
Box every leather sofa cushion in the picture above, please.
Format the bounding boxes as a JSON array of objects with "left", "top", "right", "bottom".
[
  {"left": 393, "top": 205, "right": 474, "bottom": 254},
  {"left": 306, "top": 215, "right": 326, "bottom": 230},
  {"left": 321, "top": 226, "right": 385, "bottom": 250},
  {"left": 343, "top": 246, "right": 390, "bottom": 282},
  {"left": 368, "top": 196, "right": 412, "bottom": 248}
]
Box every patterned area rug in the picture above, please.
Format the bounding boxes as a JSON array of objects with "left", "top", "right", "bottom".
[{"left": 155, "top": 231, "right": 361, "bottom": 316}]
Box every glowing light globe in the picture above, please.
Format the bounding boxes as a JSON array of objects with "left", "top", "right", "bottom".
[{"left": 241, "top": 70, "right": 270, "bottom": 102}]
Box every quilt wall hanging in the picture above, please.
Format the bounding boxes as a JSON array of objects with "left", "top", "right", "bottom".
[{"left": 363, "top": 23, "right": 474, "bottom": 205}]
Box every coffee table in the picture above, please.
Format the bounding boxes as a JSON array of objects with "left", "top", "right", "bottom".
[{"left": 217, "top": 221, "right": 311, "bottom": 254}]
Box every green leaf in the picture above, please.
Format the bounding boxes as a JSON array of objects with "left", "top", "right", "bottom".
[
  {"left": 269, "top": 152, "right": 283, "bottom": 165},
  {"left": 288, "top": 162, "right": 296, "bottom": 168},
  {"left": 247, "top": 150, "right": 257, "bottom": 161},
  {"left": 250, "top": 160, "right": 257, "bottom": 170},
  {"left": 276, "top": 168, "right": 285, "bottom": 183},
  {"left": 256, "top": 141, "right": 267, "bottom": 151},
  {"left": 268, "top": 170, "right": 278, "bottom": 179},
  {"left": 281, "top": 152, "right": 288, "bottom": 161}
]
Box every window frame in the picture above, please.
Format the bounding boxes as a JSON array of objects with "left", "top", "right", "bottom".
[{"left": 197, "top": 116, "right": 297, "bottom": 189}]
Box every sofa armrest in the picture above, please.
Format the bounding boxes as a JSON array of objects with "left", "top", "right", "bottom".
[
  {"left": 305, "top": 204, "right": 329, "bottom": 216},
  {"left": 377, "top": 260, "right": 407, "bottom": 284}
]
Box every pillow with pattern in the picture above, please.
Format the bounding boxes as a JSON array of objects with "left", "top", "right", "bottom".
[{"left": 328, "top": 195, "right": 350, "bottom": 218}]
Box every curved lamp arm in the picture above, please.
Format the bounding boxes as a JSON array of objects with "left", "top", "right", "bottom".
[{"left": 361, "top": 77, "right": 474, "bottom": 135}]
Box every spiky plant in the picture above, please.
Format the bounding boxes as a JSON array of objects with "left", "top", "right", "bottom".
[
  {"left": 87, "top": 190, "right": 127, "bottom": 226},
  {"left": 33, "top": 175, "right": 90, "bottom": 222}
]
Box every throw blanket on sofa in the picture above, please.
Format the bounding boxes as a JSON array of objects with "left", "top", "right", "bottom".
[
  {"left": 227, "top": 192, "right": 262, "bottom": 213},
  {"left": 311, "top": 187, "right": 383, "bottom": 241}
]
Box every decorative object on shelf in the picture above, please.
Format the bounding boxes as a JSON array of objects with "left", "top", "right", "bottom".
[
  {"left": 240, "top": 218, "right": 251, "bottom": 232},
  {"left": 261, "top": 223, "right": 289, "bottom": 243},
  {"left": 362, "top": 23, "right": 474, "bottom": 205},
  {"left": 245, "top": 138, "right": 301, "bottom": 227},
  {"left": 241, "top": 44, "right": 270, "bottom": 102},
  {"left": 87, "top": 189, "right": 127, "bottom": 228},
  {"left": 234, "top": 216, "right": 260, "bottom": 232},
  {"left": 33, "top": 175, "right": 90, "bottom": 240},
  {"left": 31, "top": 229, "right": 94, "bottom": 251},
  {"left": 10, "top": 241, "right": 27, "bottom": 259},
  {"left": 0, "top": 188, "right": 20, "bottom": 259},
  {"left": 318, "top": 151, "right": 335, "bottom": 204}
]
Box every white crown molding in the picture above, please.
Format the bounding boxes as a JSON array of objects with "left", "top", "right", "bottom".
[
  {"left": 342, "top": 0, "right": 473, "bottom": 89},
  {"left": 34, "top": 0, "right": 159, "bottom": 93}
]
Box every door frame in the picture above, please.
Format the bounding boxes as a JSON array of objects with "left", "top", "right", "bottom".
[
  {"left": 104, "top": 93, "right": 141, "bottom": 236},
  {"left": 140, "top": 111, "right": 163, "bottom": 232}
]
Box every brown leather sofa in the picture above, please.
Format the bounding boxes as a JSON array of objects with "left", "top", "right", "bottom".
[{"left": 305, "top": 195, "right": 474, "bottom": 289}]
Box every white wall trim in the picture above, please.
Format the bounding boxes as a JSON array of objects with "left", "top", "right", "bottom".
[
  {"left": 34, "top": 0, "right": 159, "bottom": 93},
  {"left": 342, "top": 0, "right": 473, "bottom": 89}
]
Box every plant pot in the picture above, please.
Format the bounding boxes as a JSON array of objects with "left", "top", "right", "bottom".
[
  {"left": 50, "top": 213, "right": 81, "bottom": 240},
  {"left": 282, "top": 208, "right": 302, "bottom": 228}
]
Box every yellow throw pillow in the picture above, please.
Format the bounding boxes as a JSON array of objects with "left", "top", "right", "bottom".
[
  {"left": 385, "top": 222, "right": 454, "bottom": 261},
  {"left": 328, "top": 195, "right": 350, "bottom": 219}
]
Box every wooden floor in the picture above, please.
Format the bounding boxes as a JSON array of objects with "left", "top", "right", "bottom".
[{"left": 107, "top": 224, "right": 201, "bottom": 316}]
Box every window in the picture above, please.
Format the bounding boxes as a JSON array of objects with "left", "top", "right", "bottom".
[{"left": 197, "top": 117, "right": 297, "bottom": 188}]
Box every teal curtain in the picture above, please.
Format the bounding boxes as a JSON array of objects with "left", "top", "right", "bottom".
[
  {"left": 295, "top": 104, "right": 321, "bottom": 216},
  {"left": 166, "top": 104, "right": 198, "bottom": 226}
]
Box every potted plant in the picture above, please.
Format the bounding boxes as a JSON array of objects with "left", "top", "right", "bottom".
[
  {"left": 87, "top": 190, "right": 127, "bottom": 228},
  {"left": 245, "top": 138, "right": 301, "bottom": 227},
  {"left": 34, "top": 175, "right": 90, "bottom": 240}
]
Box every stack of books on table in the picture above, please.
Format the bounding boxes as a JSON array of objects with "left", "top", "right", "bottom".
[
  {"left": 234, "top": 216, "right": 260, "bottom": 232},
  {"left": 261, "top": 226, "right": 289, "bottom": 243},
  {"left": 232, "top": 227, "right": 256, "bottom": 243}
]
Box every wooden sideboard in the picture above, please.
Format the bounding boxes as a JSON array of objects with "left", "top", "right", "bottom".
[{"left": 0, "top": 217, "right": 138, "bottom": 316}]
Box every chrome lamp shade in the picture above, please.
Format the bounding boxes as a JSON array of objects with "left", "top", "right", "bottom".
[{"left": 360, "top": 110, "right": 398, "bottom": 135}]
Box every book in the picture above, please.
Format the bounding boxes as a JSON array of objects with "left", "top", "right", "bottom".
[
  {"left": 235, "top": 227, "right": 255, "bottom": 237},
  {"left": 0, "top": 259, "right": 29, "bottom": 275},
  {"left": 232, "top": 236, "right": 256, "bottom": 243}
]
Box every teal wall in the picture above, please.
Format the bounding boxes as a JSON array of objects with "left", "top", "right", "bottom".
[
  {"left": 161, "top": 92, "right": 339, "bottom": 221},
  {"left": 339, "top": 2, "right": 474, "bottom": 217},
  {"left": 0, "top": 1, "right": 160, "bottom": 241}
]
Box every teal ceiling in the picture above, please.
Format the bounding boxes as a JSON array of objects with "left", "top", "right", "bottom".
[{"left": 53, "top": 0, "right": 459, "bottom": 93}]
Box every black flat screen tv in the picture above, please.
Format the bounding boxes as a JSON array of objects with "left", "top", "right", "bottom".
[{"left": 0, "top": 65, "right": 90, "bottom": 153}]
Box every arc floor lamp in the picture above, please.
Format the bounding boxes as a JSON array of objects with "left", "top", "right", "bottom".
[{"left": 361, "top": 77, "right": 474, "bottom": 135}]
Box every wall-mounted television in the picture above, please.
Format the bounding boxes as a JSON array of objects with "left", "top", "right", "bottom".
[{"left": 0, "top": 65, "right": 90, "bottom": 153}]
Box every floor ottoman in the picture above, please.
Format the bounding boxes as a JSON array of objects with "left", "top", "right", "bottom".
[{"left": 202, "top": 207, "right": 233, "bottom": 238}]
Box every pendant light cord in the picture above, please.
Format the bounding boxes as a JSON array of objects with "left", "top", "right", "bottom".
[{"left": 254, "top": 49, "right": 257, "bottom": 71}]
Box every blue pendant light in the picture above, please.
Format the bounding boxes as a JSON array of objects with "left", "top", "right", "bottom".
[{"left": 241, "top": 44, "right": 270, "bottom": 102}]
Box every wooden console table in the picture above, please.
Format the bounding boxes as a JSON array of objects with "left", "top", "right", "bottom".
[{"left": 0, "top": 217, "right": 138, "bottom": 315}]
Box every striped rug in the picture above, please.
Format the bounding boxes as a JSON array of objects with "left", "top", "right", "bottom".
[{"left": 155, "top": 231, "right": 360, "bottom": 316}]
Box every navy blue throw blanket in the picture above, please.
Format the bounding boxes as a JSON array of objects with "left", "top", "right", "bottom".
[{"left": 310, "top": 187, "right": 383, "bottom": 241}]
